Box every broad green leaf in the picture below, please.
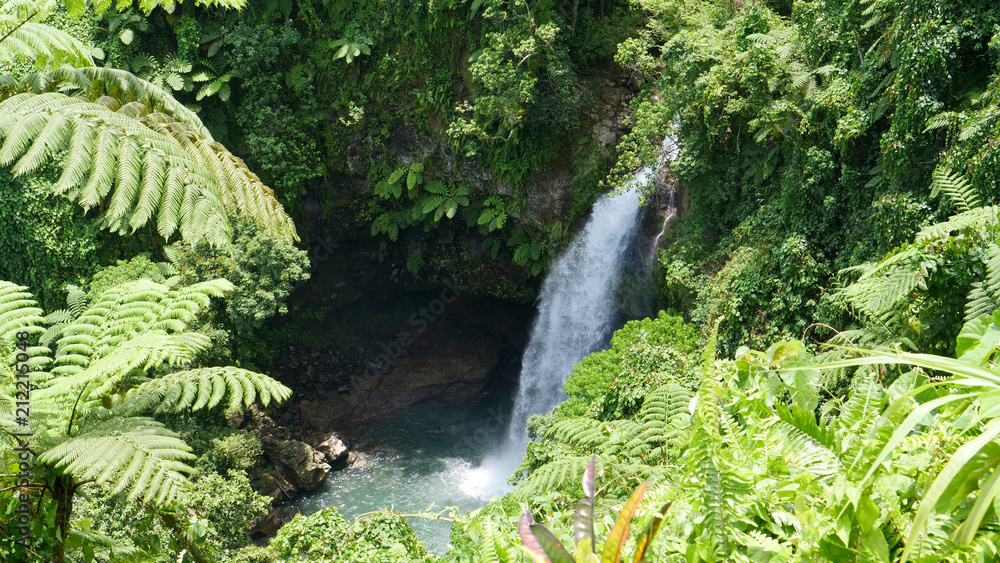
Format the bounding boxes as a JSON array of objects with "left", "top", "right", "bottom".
[
  {"left": 902, "top": 417, "right": 1000, "bottom": 561},
  {"left": 861, "top": 529, "right": 889, "bottom": 562},
  {"left": 954, "top": 465, "right": 1000, "bottom": 545}
]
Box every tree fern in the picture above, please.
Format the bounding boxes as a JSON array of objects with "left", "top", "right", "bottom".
[
  {"left": 547, "top": 418, "right": 609, "bottom": 450},
  {"left": 0, "top": 0, "right": 96, "bottom": 68},
  {"left": 0, "top": 280, "right": 45, "bottom": 340},
  {"left": 832, "top": 169, "right": 1000, "bottom": 351},
  {"left": 0, "top": 275, "right": 294, "bottom": 562},
  {"left": 914, "top": 205, "right": 999, "bottom": 243},
  {"left": 478, "top": 517, "right": 515, "bottom": 563},
  {"left": 930, "top": 167, "right": 982, "bottom": 212},
  {"left": 964, "top": 244, "right": 1000, "bottom": 323},
  {"left": 120, "top": 366, "right": 292, "bottom": 414},
  {"left": 38, "top": 416, "right": 196, "bottom": 505},
  {"left": 0, "top": 72, "right": 298, "bottom": 244},
  {"left": 512, "top": 455, "right": 600, "bottom": 498},
  {"left": 60, "top": 0, "right": 246, "bottom": 17}
]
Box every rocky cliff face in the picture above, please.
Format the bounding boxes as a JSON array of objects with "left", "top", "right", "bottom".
[{"left": 266, "top": 292, "right": 532, "bottom": 433}]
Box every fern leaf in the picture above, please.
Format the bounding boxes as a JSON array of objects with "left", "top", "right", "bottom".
[
  {"left": 120, "top": 366, "right": 292, "bottom": 414},
  {"left": 513, "top": 456, "right": 600, "bottom": 498},
  {"left": 0, "top": 280, "right": 46, "bottom": 341},
  {"left": 38, "top": 417, "right": 195, "bottom": 505},
  {"left": 0, "top": 84, "right": 297, "bottom": 244},
  {"left": 0, "top": 17, "right": 95, "bottom": 67},
  {"left": 930, "top": 168, "right": 981, "bottom": 213}
]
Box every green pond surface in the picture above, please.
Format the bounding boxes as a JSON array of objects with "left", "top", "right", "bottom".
[{"left": 294, "top": 384, "right": 517, "bottom": 554}]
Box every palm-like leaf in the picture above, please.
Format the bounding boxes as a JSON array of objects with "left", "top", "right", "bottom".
[
  {"left": 38, "top": 416, "right": 195, "bottom": 505},
  {"left": 797, "top": 348, "right": 1000, "bottom": 558},
  {"left": 0, "top": 70, "right": 298, "bottom": 244},
  {"left": 0, "top": 0, "right": 96, "bottom": 67},
  {"left": 62, "top": 0, "right": 245, "bottom": 17},
  {"left": 120, "top": 366, "right": 293, "bottom": 414},
  {"left": 0, "top": 280, "right": 45, "bottom": 341}
]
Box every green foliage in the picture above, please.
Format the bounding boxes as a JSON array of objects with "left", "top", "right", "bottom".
[
  {"left": 204, "top": 432, "right": 262, "bottom": 472},
  {"left": 165, "top": 218, "right": 309, "bottom": 364},
  {"left": 0, "top": 0, "right": 97, "bottom": 69},
  {"left": 0, "top": 276, "right": 291, "bottom": 561},
  {"left": 0, "top": 67, "right": 299, "bottom": 246},
  {"left": 370, "top": 162, "right": 473, "bottom": 241},
  {"left": 223, "top": 20, "right": 323, "bottom": 206},
  {"left": 561, "top": 311, "right": 700, "bottom": 419},
  {"left": 0, "top": 168, "right": 102, "bottom": 310},
  {"left": 474, "top": 326, "right": 1000, "bottom": 562},
  {"left": 446, "top": 0, "right": 584, "bottom": 183},
  {"left": 130, "top": 52, "right": 194, "bottom": 92},
  {"left": 331, "top": 34, "right": 372, "bottom": 64},
  {"left": 271, "top": 507, "right": 437, "bottom": 562},
  {"left": 618, "top": 0, "right": 1000, "bottom": 350},
  {"left": 188, "top": 469, "right": 270, "bottom": 550},
  {"left": 518, "top": 457, "right": 669, "bottom": 563},
  {"left": 832, "top": 169, "right": 998, "bottom": 355},
  {"left": 85, "top": 253, "right": 163, "bottom": 300},
  {"left": 61, "top": 0, "right": 246, "bottom": 17}
]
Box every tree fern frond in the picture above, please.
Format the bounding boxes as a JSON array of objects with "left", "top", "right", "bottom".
[
  {"left": 0, "top": 86, "right": 297, "bottom": 244},
  {"left": 106, "top": 135, "right": 141, "bottom": 222},
  {"left": 547, "top": 418, "right": 608, "bottom": 449},
  {"left": 833, "top": 375, "right": 884, "bottom": 432},
  {"left": 930, "top": 168, "right": 981, "bottom": 213},
  {"left": 776, "top": 419, "right": 843, "bottom": 478},
  {"left": 0, "top": 280, "right": 46, "bottom": 341},
  {"left": 38, "top": 416, "right": 195, "bottom": 505},
  {"left": 513, "top": 455, "right": 600, "bottom": 498},
  {"left": 41, "top": 331, "right": 208, "bottom": 399},
  {"left": 53, "top": 117, "right": 96, "bottom": 194},
  {"left": 43, "top": 66, "right": 209, "bottom": 137},
  {"left": 479, "top": 517, "right": 513, "bottom": 563},
  {"left": 120, "top": 366, "right": 292, "bottom": 414},
  {"left": 0, "top": 16, "right": 95, "bottom": 68},
  {"left": 79, "top": 125, "right": 118, "bottom": 210},
  {"left": 915, "top": 206, "right": 999, "bottom": 243}
]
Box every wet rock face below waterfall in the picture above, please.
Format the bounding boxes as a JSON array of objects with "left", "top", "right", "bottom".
[
  {"left": 352, "top": 334, "right": 502, "bottom": 416},
  {"left": 296, "top": 334, "right": 502, "bottom": 429},
  {"left": 270, "top": 294, "right": 532, "bottom": 432}
]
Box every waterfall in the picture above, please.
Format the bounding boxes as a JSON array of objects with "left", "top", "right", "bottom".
[
  {"left": 459, "top": 139, "right": 674, "bottom": 499},
  {"left": 503, "top": 186, "right": 644, "bottom": 445},
  {"left": 648, "top": 186, "right": 677, "bottom": 264}
]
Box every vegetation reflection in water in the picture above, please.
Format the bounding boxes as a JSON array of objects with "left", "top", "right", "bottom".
[{"left": 294, "top": 387, "right": 515, "bottom": 554}]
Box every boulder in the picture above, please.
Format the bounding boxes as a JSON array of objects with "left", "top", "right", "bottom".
[
  {"left": 261, "top": 437, "right": 330, "bottom": 491},
  {"left": 316, "top": 435, "right": 349, "bottom": 467},
  {"left": 249, "top": 508, "right": 282, "bottom": 536},
  {"left": 258, "top": 469, "right": 296, "bottom": 501},
  {"left": 347, "top": 451, "right": 374, "bottom": 470}
]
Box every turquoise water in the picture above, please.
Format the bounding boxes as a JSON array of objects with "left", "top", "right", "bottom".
[{"left": 294, "top": 386, "right": 516, "bottom": 554}]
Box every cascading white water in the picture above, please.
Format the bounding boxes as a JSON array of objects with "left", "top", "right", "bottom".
[
  {"left": 503, "top": 186, "right": 643, "bottom": 444},
  {"left": 648, "top": 187, "right": 677, "bottom": 263},
  {"left": 460, "top": 140, "right": 674, "bottom": 499}
]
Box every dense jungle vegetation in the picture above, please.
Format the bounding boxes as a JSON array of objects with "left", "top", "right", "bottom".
[{"left": 4, "top": 0, "right": 1000, "bottom": 560}]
